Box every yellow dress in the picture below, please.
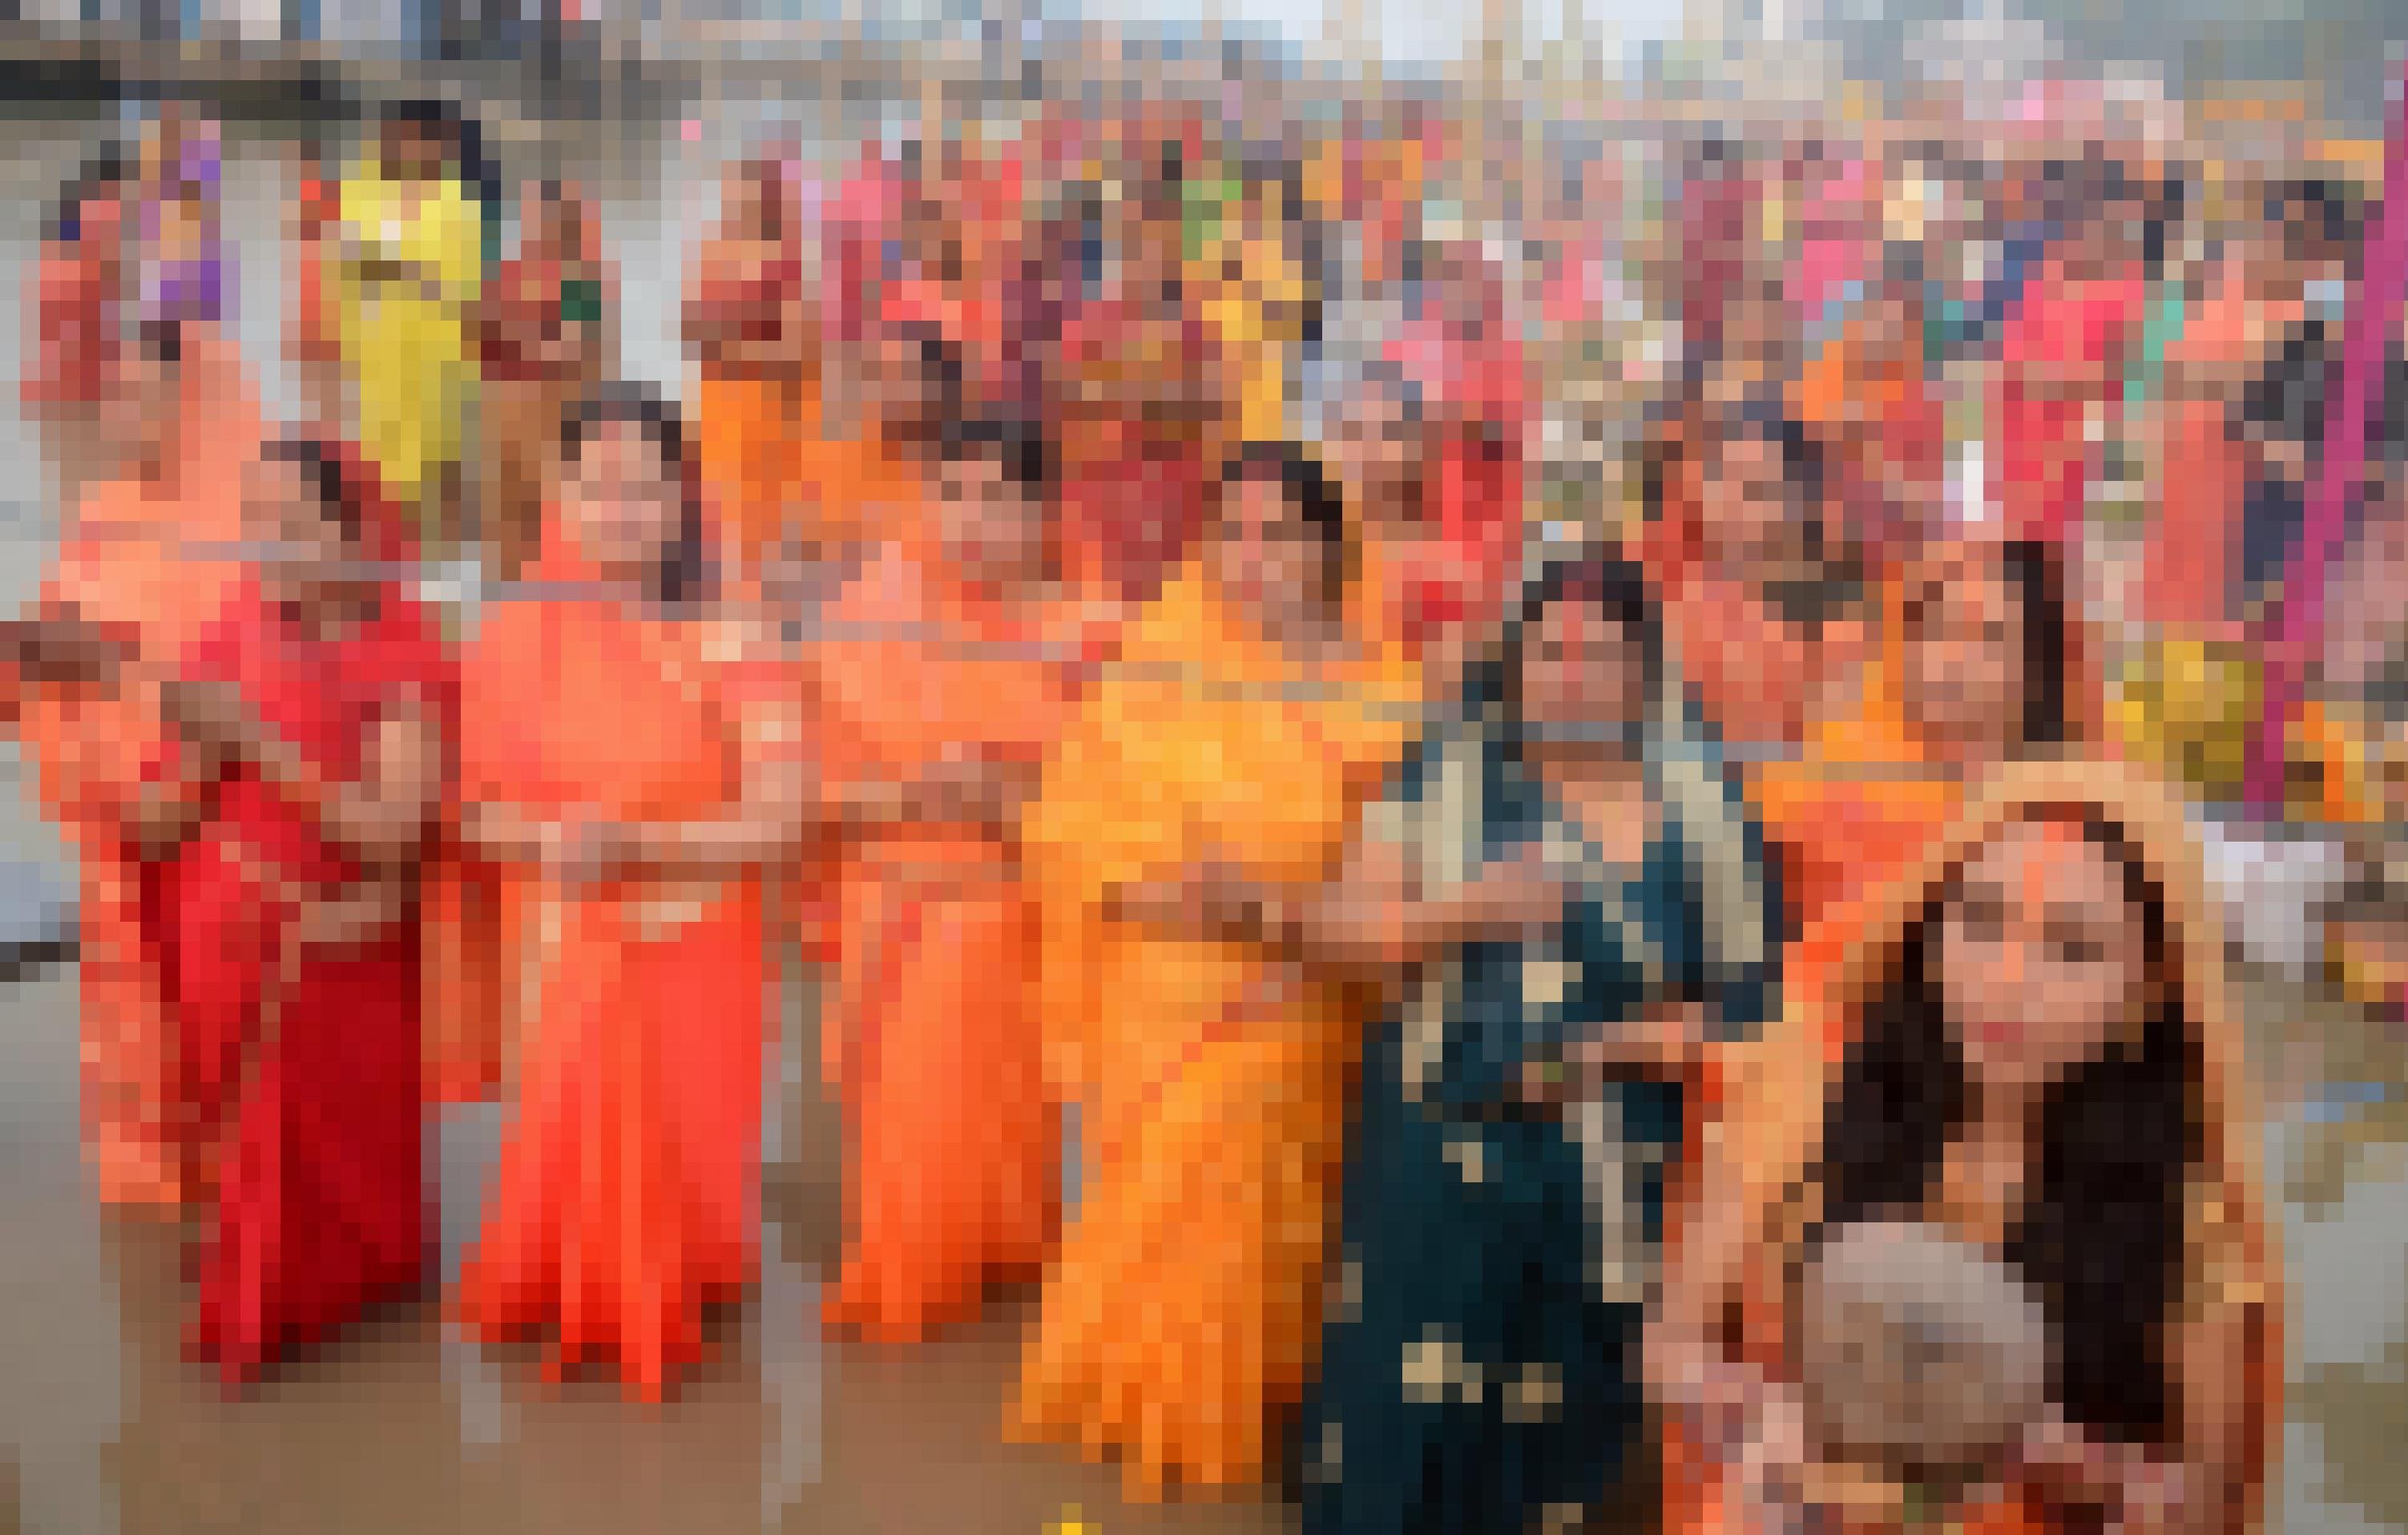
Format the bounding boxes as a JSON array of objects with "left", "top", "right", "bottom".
[
  {"left": 336, "top": 164, "right": 482, "bottom": 526},
  {"left": 1009, "top": 571, "right": 1420, "bottom": 1497},
  {"left": 1199, "top": 225, "right": 1305, "bottom": 446}
]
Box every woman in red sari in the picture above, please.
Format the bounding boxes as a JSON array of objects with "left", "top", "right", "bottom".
[
  {"left": 1054, "top": 170, "right": 1218, "bottom": 606},
  {"left": 143, "top": 433, "right": 450, "bottom": 1389},
  {"left": 1992, "top": 165, "right": 2146, "bottom": 549},
  {"left": 450, "top": 385, "right": 806, "bottom": 1400},
  {"left": 22, "top": 147, "right": 129, "bottom": 511}
]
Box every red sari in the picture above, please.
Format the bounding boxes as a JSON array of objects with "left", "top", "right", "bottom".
[
  {"left": 1056, "top": 293, "right": 1215, "bottom": 605},
  {"left": 23, "top": 225, "right": 114, "bottom": 415},
  {"left": 162, "top": 572, "right": 455, "bottom": 1389},
  {"left": 1995, "top": 263, "right": 2143, "bottom": 547}
]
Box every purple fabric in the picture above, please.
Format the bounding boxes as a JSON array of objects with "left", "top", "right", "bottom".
[
  {"left": 2248, "top": 59, "right": 2408, "bottom": 814},
  {"left": 145, "top": 253, "right": 228, "bottom": 327}
]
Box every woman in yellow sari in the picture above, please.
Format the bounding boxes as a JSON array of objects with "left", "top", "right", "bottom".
[
  {"left": 1199, "top": 178, "right": 1311, "bottom": 447},
  {"left": 1654, "top": 759, "right": 2281, "bottom": 1534},
  {"left": 336, "top": 103, "right": 487, "bottom": 552},
  {"left": 1008, "top": 442, "right": 1420, "bottom": 1497}
]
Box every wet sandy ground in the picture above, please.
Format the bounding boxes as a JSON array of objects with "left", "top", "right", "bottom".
[
  {"left": 2, "top": 110, "right": 2405, "bottom": 1534},
  {"left": 0, "top": 947, "right": 1299, "bottom": 1535}
]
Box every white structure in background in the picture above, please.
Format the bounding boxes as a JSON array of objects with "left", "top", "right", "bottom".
[
  {"left": 1905, "top": 0, "right": 2054, "bottom": 118},
  {"left": 1677, "top": 0, "right": 1842, "bottom": 110}
]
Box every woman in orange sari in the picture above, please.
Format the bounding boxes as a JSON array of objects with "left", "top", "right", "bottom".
[
  {"left": 688, "top": 156, "right": 817, "bottom": 592},
  {"left": 1752, "top": 532, "right": 2087, "bottom": 942},
  {"left": 9, "top": 319, "right": 262, "bottom": 1212},
  {"left": 1007, "top": 442, "right": 1419, "bottom": 1497},
  {"left": 809, "top": 414, "right": 1117, "bottom": 1343},
  {"left": 450, "top": 385, "right": 808, "bottom": 1400},
  {"left": 1655, "top": 761, "right": 2281, "bottom": 1534}
]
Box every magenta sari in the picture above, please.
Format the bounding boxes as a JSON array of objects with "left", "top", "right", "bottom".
[{"left": 162, "top": 576, "right": 455, "bottom": 1389}]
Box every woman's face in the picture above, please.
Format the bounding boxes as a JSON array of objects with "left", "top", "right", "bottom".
[
  {"left": 245, "top": 454, "right": 353, "bottom": 600},
  {"left": 99, "top": 345, "right": 180, "bottom": 471},
  {"left": 1900, "top": 544, "right": 2025, "bottom": 758},
  {"left": 1208, "top": 471, "right": 1325, "bottom": 626},
  {"left": 1938, "top": 815, "right": 2148, "bottom": 1101},
  {"left": 562, "top": 419, "right": 681, "bottom": 584},
  {"left": 1700, "top": 430, "right": 1793, "bottom": 564},
  {"left": 75, "top": 190, "right": 123, "bottom": 252},
  {"left": 1332, "top": 389, "right": 1420, "bottom": 518},
  {"left": 381, "top": 120, "right": 440, "bottom": 183},
  {"left": 867, "top": 330, "right": 944, "bottom": 448},
  {"left": 936, "top": 452, "right": 1043, "bottom": 583},
  {"left": 1518, "top": 598, "right": 1645, "bottom": 749},
  {"left": 526, "top": 188, "right": 579, "bottom": 261}
]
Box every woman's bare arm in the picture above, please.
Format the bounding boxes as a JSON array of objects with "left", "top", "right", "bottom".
[
  {"left": 1102, "top": 836, "right": 1568, "bottom": 969},
  {"left": 596, "top": 697, "right": 817, "bottom": 883}
]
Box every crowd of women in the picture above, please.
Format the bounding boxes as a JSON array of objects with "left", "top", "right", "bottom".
[{"left": 10, "top": 78, "right": 2395, "bottom": 1533}]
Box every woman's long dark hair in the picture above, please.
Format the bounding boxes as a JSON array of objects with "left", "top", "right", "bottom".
[
  {"left": 560, "top": 383, "right": 709, "bottom": 607},
  {"left": 1809, "top": 806, "right": 2204, "bottom": 1447},
  {"left": 2002, "top": 538, "right": 2073, "bottom": 749},
  {"left": 260, "top": 433, "right": 357, "bottom": 543}
]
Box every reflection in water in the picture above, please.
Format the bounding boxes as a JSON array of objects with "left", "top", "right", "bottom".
[
  {"left": 759, "top": 957, "right": 825, "bottom": 1525},
  {"left": 2298, "top": 1339, "right": 2408, "bottom": 1529}
]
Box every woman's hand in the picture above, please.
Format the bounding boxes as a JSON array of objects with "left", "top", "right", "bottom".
[
  {"left": 158, "top": 677, "right": 260, "bottom": 757},
  {"left": 1566, "top": 1000, "right": 1714, "bottom": 1084},
  {"left": 546, "top": 818, "right": 635, "bottom": 891},
  {"left": 461, "top": 802, "right": 559, "bottom": 866},
  {"left": 1728, "top": 1376, "right": 1817, "bottom": 1534},
  {"left": 6, "top": 613, "right": 136, "bottom": 690},
  {"left": 908, "top": 753, "right": 1036, "bottom": 830},
  {"left": 295, "top": 881, "right": 408, "bottom": 951},
  {"left": 1462, "top": 843, "right": 1577, "bottom": 940},
  {"left": 2012, "top": 1408, "right": 2201, "bottom": 1533},
  {"left": 2108, "top": 1458, "right": 2198, "bottom": 1535},
  {"left": 1101, "top": 857, "right": 1285, "bottom": 945}
]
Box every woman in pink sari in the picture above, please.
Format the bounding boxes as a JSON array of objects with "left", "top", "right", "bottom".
[
  {"left": 1993, "top": 165, "right": 2146, "bottom": 547},
  {"left": 143, "top": 434, "right": 450, "bottom": 1388},
  {"left": 1392, "top": 241, "right": 1528, "bottom": 643}
]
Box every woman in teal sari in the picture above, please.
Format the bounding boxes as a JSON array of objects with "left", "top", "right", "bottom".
[{"left": 1294, "top": 551, "right": 1783, "bottom": 1533}]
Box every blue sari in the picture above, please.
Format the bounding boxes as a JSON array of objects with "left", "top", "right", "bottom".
[{"left": 1298, "top": 693, "right": 1780, "bottom": 1534}]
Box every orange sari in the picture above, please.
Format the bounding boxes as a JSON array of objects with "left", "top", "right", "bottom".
[
  {"left": 1666, "top": 762, "right": 2281, "bottom": 1534},
  {"left": 1749, "top": 563, "right": 1963, "bottom": 944},
  {"left": 695, "top": 367, "right": 922, "bottom": 591},
  {"left": 1006, "top": 572, "right": 1419, "bottom": 1497},
  {"left": 450, "top": 529, "right": 770, "bottom": 1400},
  {"left": 18, "top": 329, "right": 260, "bottom": 1210},
  {"left": 809, "top": 546, "right": 1116, "bottom": 1343}
]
